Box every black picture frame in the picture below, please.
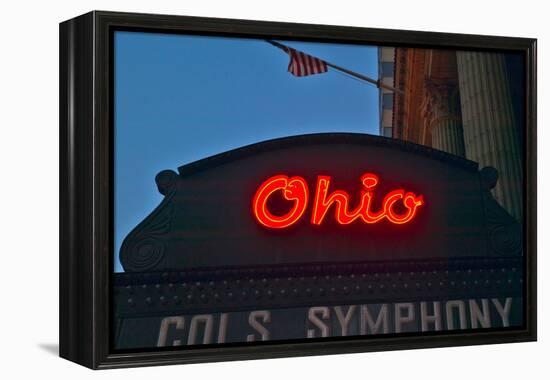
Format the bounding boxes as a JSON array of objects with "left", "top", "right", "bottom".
[{"left": 59, "top": 10, "right": 537, "bottom": 369}]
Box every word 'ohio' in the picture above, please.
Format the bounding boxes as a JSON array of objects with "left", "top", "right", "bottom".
[{"left": 252, "top": 173, "right": 424, "bottom": 229}]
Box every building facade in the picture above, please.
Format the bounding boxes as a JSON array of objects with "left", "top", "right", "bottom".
[
  {"left": 379, "top": 47, "right": 524, "bottom": 220},
  {"left": 378, "top": 47, "right": 395, "bottom": 139}
]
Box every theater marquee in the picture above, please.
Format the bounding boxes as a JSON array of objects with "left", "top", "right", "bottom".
[{"left": 114, "top": 133, "right": 523, "bottom": 349}]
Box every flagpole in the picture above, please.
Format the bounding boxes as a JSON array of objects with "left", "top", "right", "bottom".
[{"left": 266, "top": 40, "right": 403, "bottom": 94}]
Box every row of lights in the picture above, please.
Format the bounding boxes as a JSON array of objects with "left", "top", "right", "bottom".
[
  {"left": 123, "top": 276, "right": 523, "bottom": 308},
  {"left": 120, "top": 267, "right": 520, "bottom": 294}
]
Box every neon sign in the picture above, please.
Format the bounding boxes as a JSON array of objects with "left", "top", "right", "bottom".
[{"left": 252, "top": 173, "right": 424, "bottom": 229}]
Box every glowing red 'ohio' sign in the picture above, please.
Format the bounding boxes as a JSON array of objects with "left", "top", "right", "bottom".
[{"left": 252, "top": 173, "right": 424, "bottom": 229}]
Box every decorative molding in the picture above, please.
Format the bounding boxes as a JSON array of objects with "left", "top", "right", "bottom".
[
  {"left": 423, "top": 79, "right": 461, "bottom": 124},
  {"left": 177, "top": 132, "right": 479, "bottom": 175}
]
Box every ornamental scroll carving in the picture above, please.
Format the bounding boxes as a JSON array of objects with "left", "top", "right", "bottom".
[
  {"left": 119, "top": 170, "right": 177, "bottom": 272},
  {"left": 479, "top": 166, "right": 522, "bottom": 257}
]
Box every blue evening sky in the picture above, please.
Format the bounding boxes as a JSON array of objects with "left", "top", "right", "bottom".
[{"left": 114, "top": 31, "right": 380, "bottom": 272}]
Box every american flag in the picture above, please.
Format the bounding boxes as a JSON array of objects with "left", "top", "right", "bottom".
[{"left": 285, "top": 47, "right": 328, "bottom": 77}]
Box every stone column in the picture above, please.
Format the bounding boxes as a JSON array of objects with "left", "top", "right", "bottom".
[
  {"left": 456, "top": 51, "right": 523, "bottom": 220},
  {"left": 422, "top": 80, "right": 465, "bottom": 157}
]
